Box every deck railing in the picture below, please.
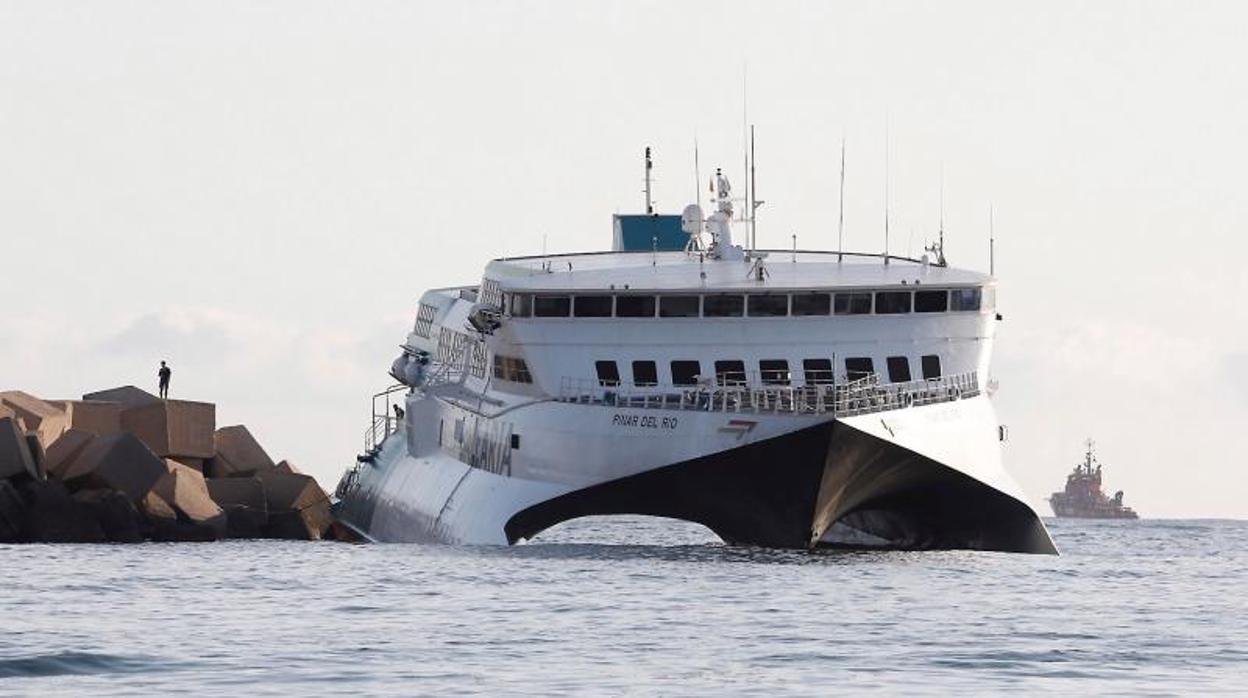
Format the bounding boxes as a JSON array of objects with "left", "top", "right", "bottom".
[{"left": 556, "top": 371, "right": 979, "bottom": 418}]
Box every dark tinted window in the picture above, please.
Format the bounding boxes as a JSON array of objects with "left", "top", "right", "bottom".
[
  {"left": 659, "top": 295, "right": 700, "bottom": 317},
  {"left": 875, "top": 291, "right": 912, "bottom": 314},
  {"left": 747, "top": 294, "right": 789, "bottom": 317},
  {"left": 760, "top": 359, "right": 790, "bottom": 385},
  {"left": 632, "top": 360, "right": 658, "bottom": 386},
  {"left": 845, "top": 357, "right": 875, "bottom": 381},
  {"left": 951, "top": 288, "right": 982, "bottom": 311},
  {"left": 714, "top": 360, "right": 746, "bottom": 386},
  {"left": 792, "top": 293, "right": 831, "bottom": 316},
  {"left": 921, "top": 354, "right": 942, "bottom": 380},
  {"left": 616, "top": 295, "right": 656, "bottom": 317},
  {"left": 670, "top": 360, "right": 701, "bottom": 386},
  {"left": 703, "top": 294, "right": 744, "bottom": 317},
  {"left": 595, "top": 360, "right": 620, "bottom": 386},
  {"left": 886, "top": 356, "right": 912, "bottom": 383},
  {"left": 574, "top": 295, "right": 613, "bottom": 317},
  {"left": 509, "top": 294, "right": 532, "bottom": 317},
  {"left": 834, "top": 292, "right": 872, "bottom": 315},
  {"left": 803, "top": 358, "right": 834, "bottom": 384},
  {"left": 914, "top": 290, "right": 948, "bottom": 313},
  {"left": 533, "top": 295, "right": 571, "bottom": 317}
]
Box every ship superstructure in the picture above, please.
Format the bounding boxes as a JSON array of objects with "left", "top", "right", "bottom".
[{"left": 334, "top": 153, "right": 1056, "bottom": 553}]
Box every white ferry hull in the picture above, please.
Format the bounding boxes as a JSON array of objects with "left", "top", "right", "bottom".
[{"left": 335, "top": 393, "right": 1056, "bottom": 554}]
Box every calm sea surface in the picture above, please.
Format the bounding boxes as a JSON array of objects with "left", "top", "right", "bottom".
[{"left": 1, "top": 518, "right": 1245, "bottom": 695}]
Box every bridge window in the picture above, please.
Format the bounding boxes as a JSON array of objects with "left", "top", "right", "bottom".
[
  {"left": 886, "top": 356, "right": 912, "bottom": 383},
  {"left": 951, "top": 288, "right": 981, "bottom": 311},
  {"left": 533, "top": 295, "right": 571, "bottom": 317},
  {"left": 747, "top": 294, "right": 789, "bottom": 317},
  {"left": 792, "top": 292, "right": 831, "bottom": 316},
  {"left": 875, "top": 291, "right": 912, "bottom": 314},
  {"left": 659, "top": 295, "right": 700, "bottom": 318},
  {"left": 802, "top": 358, "right": 834, "bottom": 384},
  {"left": 508, "top": 294, "right": 532, "bottom": 318},
  {"left": 714, "top": 360, "right": 747, "bottom": 386},
  {"left": 834, "top": 292, "right": 872, "bottom": 315},
  {"left": 760, "top": 359, "right": 790, "bottom": 385},
  {"left": 845, "top": 357, "right": 874, "bottom": 381},
  {"left": 616, "top": 295, "right": 656, "bottom": 317},
  {"left": 595, "top": 360, "right": 620, "bottom": 387},
  {"left": 703, "top": 294, "right": 745, "bottom": 317},
  {"left": 921, "top": 354, "right": 942, "bottom": 380},
  {"left": 670, "top": 360, "right": 701, "bottom": 386},
  {"left": 492, "top": 355, "right": 533, "bottom": 383},
  {"left": 914, "top": 290, "right": 948, "bottom": 313},
  {"left": 632, "top": 360, "right": 658, "bottom": 386},
  {"left": 574, "top": 295, "right": 613, "bottom": 317}
]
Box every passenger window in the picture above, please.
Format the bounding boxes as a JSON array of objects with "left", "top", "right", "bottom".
[
  {"left": 921, "top": 355, "right": 942, "bottom": 380},
  {"left": 632, "top": 360, "right": 658, "bottom": 386},
  {"left": 670, "top": 360, "right": 701, "bottom": 386},
  {"left": 759, "top": 359, "right": 790, "bottom": 385},
  {"left": 886, "top": 356, "right": 912, "bottom": 383},
  {"left": 802, "top": 358, "right": 834, "bottom": 384},
  {"left": 714, "top": 360, "right": 747, "bottom": 386},
  {"left": 595, "top": 360, "right": 620, "bottom": 386},
  {"left": 834, "top": 292, "right": 873, "bottom": 315},
  {"left": 792, "top": 292, "right": 831, "bottom": 316},
  {"left": 659, "top": 295, "right": 701, "bottom": 318},
  {"left": 874, "top": 291, "right": 912, "bottom": 314},
  {"left": 951, "top": 288, "right": 981, "bottom": 311},
  {"left": 533, "top": 295, "right": 571, "bottom": 317},
  {"left": 747, "top": 294, "right": 789, "bottom": 317},
  {"left": 492, "top": 355, "right": 534, "bottom": 383},
  {"left": 616, "top": 295, "right": 656, "bottom": 317},
  {"left": 845, "top": 357, "right": 875, "bottom": 381},
  {"left": 509, "top": 294, "right": 532, "bottom": 317},
  {"left": 574, "top": 296, "right": 614, "bottom": 317},
  {"left": 703, "top": 294, "right": 745, "bottom": 317},
  {"left": 914, "top": 290, "right": 948, "bottom": 313}
]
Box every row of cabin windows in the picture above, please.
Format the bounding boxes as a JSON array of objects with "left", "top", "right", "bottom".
[
  {"left": 508, "top": 288, "right": 984, "bottom": 318},
  {"left": 594, "top": 355, "right": 943, "bottom": 388}
]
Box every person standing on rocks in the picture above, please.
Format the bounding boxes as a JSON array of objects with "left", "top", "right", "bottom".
[{"left": 158, "top": 361, "right": 172, "bottom": 399}]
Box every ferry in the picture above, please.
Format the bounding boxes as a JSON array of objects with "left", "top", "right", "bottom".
[{"left": 334, "top": 150, "right": 1057, "bottom": 554}]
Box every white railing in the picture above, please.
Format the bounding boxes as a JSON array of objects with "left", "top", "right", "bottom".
[{"left": 556, "top": 371, "right": 979, "bottom": 419}]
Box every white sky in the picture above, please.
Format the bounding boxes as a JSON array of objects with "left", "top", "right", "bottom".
[{"left": 2, "top": 1, "right": 1245, "bottom": 517}]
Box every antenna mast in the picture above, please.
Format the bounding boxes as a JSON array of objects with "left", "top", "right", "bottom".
[
  {"left": 742, "top": 66, "right": 751, "bottom": 251},
  {"left": 644, "top": 146, "right": 654, "bottom": 214},
  {"left": 750, "top": 125, "right": 759, "bottom": 250},
  {"left": 694, "top": 138, "right": 702, "bottom": 214},
  {"left": 989, "top": 204, "right": 996, "bottom": 276},
  {"left": 883, "top": 124, "right": 890, "bottom": 265},
  {"left": 837, "top": 137, "right": 845, "bottom": 262}
]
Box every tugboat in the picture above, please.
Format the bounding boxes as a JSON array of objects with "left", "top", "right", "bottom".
[
  {"left": 1048, "top": 440, "right": 1138, "bottom": 519},
  {"left": 333, "top": 147, "right": 1057, "bottom": 554}
]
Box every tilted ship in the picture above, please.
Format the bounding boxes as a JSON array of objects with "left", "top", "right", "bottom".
[
  {"left": 1049, "top": 440, "right": 1138, "bottom": 519},
  {"left": 333, "top": 149, "right": 1057, "bottom": 554}
]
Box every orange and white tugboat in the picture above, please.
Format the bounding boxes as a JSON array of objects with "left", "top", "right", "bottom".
[{"left": 1049, "top": 440, "right": 1138, "bottom": 519}]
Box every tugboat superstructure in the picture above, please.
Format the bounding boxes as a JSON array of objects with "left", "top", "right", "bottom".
[
  {"left": 335, "top": 153, "right": 1056, "bottom": 554},
  {"left": 1049, "top": 440, "right": 1139, "bottom": 519}
]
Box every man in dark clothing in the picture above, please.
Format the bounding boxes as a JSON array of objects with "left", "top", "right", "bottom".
[{"left": 158, "top": 361, "right": 172, "bottom": 399}]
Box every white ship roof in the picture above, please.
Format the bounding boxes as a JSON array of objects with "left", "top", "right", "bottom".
[{"left": 486, "top": 250, "right": 991, "bottom": 293}]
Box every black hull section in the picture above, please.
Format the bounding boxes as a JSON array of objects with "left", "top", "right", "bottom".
[{"left": 506, "top": 420, "right": 1056, "bottom": 554}]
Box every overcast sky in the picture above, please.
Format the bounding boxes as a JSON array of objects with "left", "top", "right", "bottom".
[{"left": 2, "top": 1, "right": 1245, "bottom": 518}]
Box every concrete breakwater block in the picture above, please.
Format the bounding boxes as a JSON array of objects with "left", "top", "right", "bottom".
[
  {"left": 43, "top": 429, "right": 96, "bottom": 480},
  {"left": 82, "top": 385, "right": 161, "bottom": 409},
  {"left": 155, "top": 461, "right": 227, "bottom": 536},
  {"left": 256, "top": 471, "right": 333, "bottom": 540},
  {"left": 72, "top": 489, "right": 144, "bottom": 543},
  {"left": 0, "top": 391, "right": 68, "bottom": 448},
  {"left": 0, "top": 480, "right": 24, "bottom": 542},
  {"left": 0, "top": 417, "right": 40, "bottom": 482},
  {"left": 17, "top": 480, "right": 107, "bottom": 544},
  {"left": 206, "top": 476, "right": 268, "bottom": 538},
  {"left": 49, "top": 400, "right": 123, "bottom": 436},
  {"left": 211, "top": 425, "right": 274, "bottom": 476},
  {"left": 62, "top": 432, "right": 166, "bottom": 503},
  {"left": 24, "top": 434, "right": 47, "bottom": 481},
  {"left": 121, "top": 400, "right": 216, "bottom": 459}
]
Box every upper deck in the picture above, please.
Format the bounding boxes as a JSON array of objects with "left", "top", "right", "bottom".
[{"left": 485, "top": 250, "right": 991, "bottom": 294}]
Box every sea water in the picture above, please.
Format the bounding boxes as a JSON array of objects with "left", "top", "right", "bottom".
[{"left": 1, "top": 518, "right": 1245, "bottom": 695}]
